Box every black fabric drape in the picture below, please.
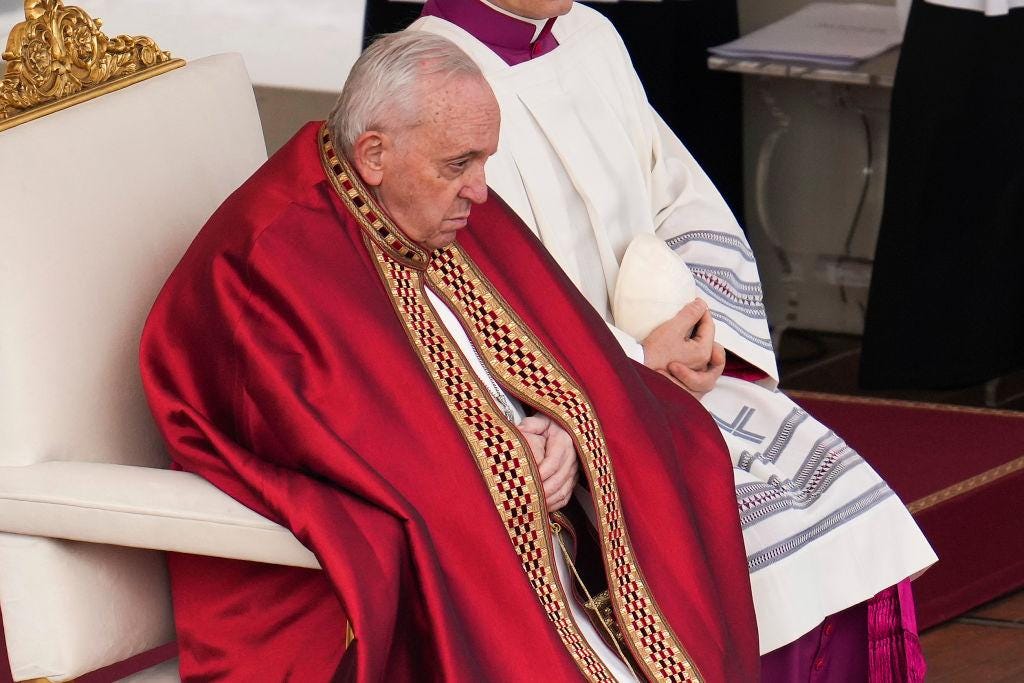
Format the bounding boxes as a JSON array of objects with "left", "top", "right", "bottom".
[
  {"left": 362, "top": 0, "right": 422, "bottom": 44},
  {"left": 361, "top": 1, "right": 743, "bottom": 218},
  {"left": 585, "top": 1, "right": 743, "bottom": 220},
  {"left": 861, "top": 0, "right": 1024, "bottom": 389}
]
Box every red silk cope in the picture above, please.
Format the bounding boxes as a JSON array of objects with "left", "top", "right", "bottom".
[{"left": 140, "top": 122, "right": 758, "bottom": 682}]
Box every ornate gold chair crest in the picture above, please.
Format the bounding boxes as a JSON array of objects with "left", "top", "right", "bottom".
[{"left": 1, "top": 0, "right": 182, "bottom": 131}]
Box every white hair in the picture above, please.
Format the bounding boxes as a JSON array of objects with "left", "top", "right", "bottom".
[{"left": 328, "top": 31, "right": 484, "bottom": 157}]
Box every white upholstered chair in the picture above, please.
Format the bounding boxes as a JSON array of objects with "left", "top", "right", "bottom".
[{"left": 0, "top": 12, "right": 322, "bottom": 680}]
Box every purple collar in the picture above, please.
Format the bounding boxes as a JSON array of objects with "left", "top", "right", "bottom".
[{"left": 421, "top": 0, "right": 559, "bottom": 66}]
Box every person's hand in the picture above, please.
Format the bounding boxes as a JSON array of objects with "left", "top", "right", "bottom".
[
  {"left": 517, "top": 414, "right": 579, "bottom": 511},
  {"left": 642, "top": 299, "right": 725, "bottom": 399},
  {"left": 664, "top": 340, "right": 725, "bottom": 399}
]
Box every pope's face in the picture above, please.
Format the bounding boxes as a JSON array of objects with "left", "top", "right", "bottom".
[
  {"left": 375, "top": 75, "right": 500, "bottom": 252},
  {"left": 490, "top": 0, "right": 574, "bottom": 20}
]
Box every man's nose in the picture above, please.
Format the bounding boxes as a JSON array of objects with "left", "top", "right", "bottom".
[{"left": 459, "top": 166, "right": 488, "bottom": 204}]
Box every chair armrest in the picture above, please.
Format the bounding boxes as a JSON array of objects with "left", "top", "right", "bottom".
[{"left": 0, "top": 461, "right": 320, "bottom": 569}]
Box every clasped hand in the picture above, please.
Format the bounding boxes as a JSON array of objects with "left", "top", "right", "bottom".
[
  {"left": 517, "top": 414, "right": 579, "bottom": 512},
  {"left": 641, "top": 298, "right": 725, "bottom": 399}
]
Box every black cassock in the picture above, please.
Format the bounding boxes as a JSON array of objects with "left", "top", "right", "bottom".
[{"left": 861, "top": 0, "right": 1024, "bottom": 390}]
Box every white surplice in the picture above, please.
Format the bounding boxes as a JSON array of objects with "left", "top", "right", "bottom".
[
  {"left": 412, "top": 4, "right": 936, "bottom": 654},
  {"left": 923, "top": 0, "right": 1024, "bottom": 15}
]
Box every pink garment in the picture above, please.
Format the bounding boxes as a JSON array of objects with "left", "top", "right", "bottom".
[
  {"left": 761, "top": 601, "right": 868, "bottom": 682},
  {"left": 724, "top": 351, "right": 770, "bottom": 383},
  {"left": 762, "top": 580, "right": 925, "bottom": 682},
  {"left": 421, "top": 0, "right": 558, "bottom": 65},
  {"left": 868, "top": 580, "right": 927, "bottom": 683}
]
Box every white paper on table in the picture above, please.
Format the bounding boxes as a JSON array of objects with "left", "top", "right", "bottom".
[{"left": 709, "top": 3, "right": 902, "bottom": 67}]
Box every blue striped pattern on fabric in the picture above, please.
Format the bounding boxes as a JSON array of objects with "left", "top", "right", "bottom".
[
  {"left": 746, "top": 483, "right": 895, "bottom": 572},
  {"left": 665, "top": 230, "right": 755, "bottom": 262},
  {"left": 710, "top": 310, "right": 773, "bottom": 351}
]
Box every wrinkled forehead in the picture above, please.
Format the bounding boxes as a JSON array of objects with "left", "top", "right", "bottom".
[
  {"left": 417, "top": 71, "right": 496, "bottom": 121},
  {"left": 413, "top": 73, "right": 500, "bottom": 142}
]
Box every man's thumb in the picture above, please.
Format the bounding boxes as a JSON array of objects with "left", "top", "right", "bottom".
[{"left": 672, "top": 298, "right": 707, "bottom": 330}]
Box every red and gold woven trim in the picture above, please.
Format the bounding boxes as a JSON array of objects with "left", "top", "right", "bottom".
[
  {"left": 428, "top": 247, "right": 702, "bottom": 683},
  {"left": 368, "top": 239, "right": 617, "bottom": 682},
  {"left": 318, "top": 125, "right": 427, "bottom": 269}
]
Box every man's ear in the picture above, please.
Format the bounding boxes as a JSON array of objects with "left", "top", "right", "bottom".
[{"left": 350, "top": 130, "right": 386, "bottom": 187}]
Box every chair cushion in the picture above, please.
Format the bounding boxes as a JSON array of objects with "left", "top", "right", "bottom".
[
  {"left": 0, "top": 462, "right": 318, "bottom": 569},
  {"left": 0, "top": 533, "right": 174, "bottom": 682},
  {"left": 118, "top": 657, "right": 181, "bottom": 683}
]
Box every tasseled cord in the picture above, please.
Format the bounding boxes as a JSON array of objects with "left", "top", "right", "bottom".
[{"left": 868, "top": 579, "right": 927, "bottom": 682}]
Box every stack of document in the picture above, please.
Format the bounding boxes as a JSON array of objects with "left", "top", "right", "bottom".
[{"left": 710, "top": 2, "right": 902, "bottom": 68}]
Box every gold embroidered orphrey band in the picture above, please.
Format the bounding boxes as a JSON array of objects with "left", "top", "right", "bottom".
[
  {"left": 1, "top": 0, "right": 183, "bottom": 132},
  {"left": 318, "top": 125, "right": 702, "bottom": 683}
]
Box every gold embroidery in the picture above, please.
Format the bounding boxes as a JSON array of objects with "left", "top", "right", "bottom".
[
  {"left": 1, "top": 0, "right": 183, "bottom": 131},
  {"left": 366, "top": 239, "right": 616, "bottom": 682},
  {"left": 552, "top": 522, "right": 640, "bottom": 680},
  {"left": 317, "top": 125, "right": 427, "bottom": 269},
  {"left": 908, "top": 455, "right": 1024, "bottom": 515},
  {"left": 428, "top": 247, "right": 702, "bottom": 683}
]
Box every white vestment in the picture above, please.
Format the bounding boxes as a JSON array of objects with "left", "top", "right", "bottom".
[{"left": 412, "top": 4, "right": 936, "bottom": 654}]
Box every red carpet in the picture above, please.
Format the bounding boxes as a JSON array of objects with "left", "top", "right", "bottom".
[{"left": 790, "top": 391, "right": 1024, "bottom": 629}]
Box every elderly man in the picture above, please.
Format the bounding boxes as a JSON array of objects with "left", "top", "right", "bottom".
[
  {"left": 141, "top": 32, "right": 759, "bottom": 681},
  {"left": 407, "top": 1, "right": 936, "bottom": 680}
]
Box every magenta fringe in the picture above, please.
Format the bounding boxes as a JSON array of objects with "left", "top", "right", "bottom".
[{"left": 868, "top": 580, "right": 927, "bottom": 682}]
